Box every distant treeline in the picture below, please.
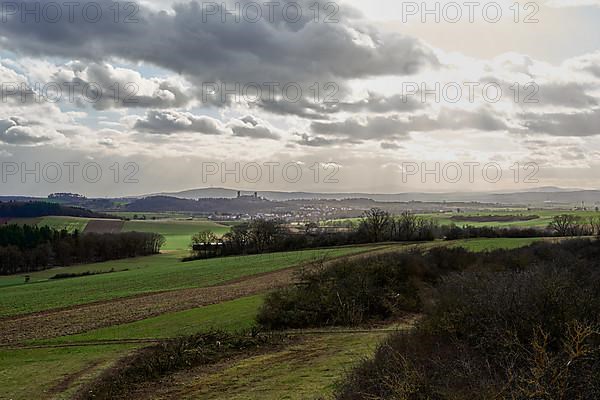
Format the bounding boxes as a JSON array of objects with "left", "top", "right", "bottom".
[
  {"left": 0, "top": 201, "right": 114, "bottom": 219},
  {"left": 0, "top": 224, "right": 165, "bottom": 275}
]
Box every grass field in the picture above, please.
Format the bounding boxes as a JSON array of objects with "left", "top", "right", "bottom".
[
  {"left": 447, "top": 237, "right": 545, "bottom": 251},
  {"left": 0, "top": 237, "right": 549, "bottom": 400},
  {"left": 122, "top": 219, "right": 232, "bottom": 250},
  {"left": 420, "top": 209, "right": 600, "bottom": 228},
  {"left": 11, "top": 216, "right": 91, "bottom": 233},
  {"left": 0, "top": 344, "right": 139, "bottom": 400},
  {"left": 44, "top": 294, "right": 265, "bottom": 344},
  {"left": 0, "top": 246, "right": 383, "bottom": 318},
  {"left": 0, "top": 252, "right": 179, "bottom": 289},
  {"left": 8, "top": 216, "right": 234, "bottom": 251},
  {"left": 323, "top": 209, "right": 600, "bottom": 229},
  {"left": 145, "top": 331, "right": 390, "bottom": 400}
]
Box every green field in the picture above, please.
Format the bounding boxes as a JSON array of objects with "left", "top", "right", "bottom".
[
  {"left": 0, "top": 246, "right": 383, "bottom": 317},
  {"left": 0, "top": 237, "right": 550, "bottom": 400},
  {"left": 0, "top": 252, "right": 181, "bottom": 289},
  {"left": 12, "top": 216, "right": 90, "bottom": 233},
  {"left": 43, "top": 294, "right": 264, "bottom": 344},
  {"left": 154, "top": 331, "right": 389, "bottom": 400},
  {"left": 0, "top": 344, "right": 139, "bottom": 400},
  {"left": 448, "top": 237, "right": 545, "bottom": 252},
  {"left": 109, "top": 211, "right": 192, "bottom": 219},
  {"left": 123, "top": 219, "right": 232, "bottom": 250},
  {"left": 323, "top": 209, "right": 600, "bottom": 229},
  {"left": 420, "top": 209, "right": 600, "bottom": 228},
  {"left": 9, "top": 216, "right": 234, "bottom": 251}
]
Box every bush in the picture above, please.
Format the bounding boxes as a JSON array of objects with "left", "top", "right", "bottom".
[
  {"left": 257, "top": 247, "right": 477, "bottom": 330},
  {"left": 335, "top": 241, "right": 600, "bottom": 400},
  {"left": 76, "top": 330, "right": 286, "bottom": 400}
]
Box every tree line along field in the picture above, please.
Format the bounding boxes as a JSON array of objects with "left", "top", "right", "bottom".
[{"left": 0, "top": 236, "right": 550, "bottom": 400}]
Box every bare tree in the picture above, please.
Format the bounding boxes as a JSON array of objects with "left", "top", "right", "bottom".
[
  {"left": 361, "top": 208, "right": 391, "bottom": 242},
  {"left": 191, "top": 230, "right": 219, "bottom": 258},
  {"left": 396, "top": 211, "right": 419, "bottom": 241},
  {"left": 249, "top": 218, "right": 284, "bottom": 253},
  {"left": 548, "top": 215, "right": 582, "bottom": 237},
  {"left": 588, "top": 216, "right": 600, "bottom": 236}
]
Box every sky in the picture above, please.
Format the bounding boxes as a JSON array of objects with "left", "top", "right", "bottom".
[{"left": 1, "top": 0, "right": 600, "bottom": 197}]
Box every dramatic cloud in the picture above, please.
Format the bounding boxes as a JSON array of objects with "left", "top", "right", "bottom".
[
  {"left": 2, "top": 0, "right": 600, "bottom": 194},
  {"left": 0, "top": 1, "right": 438, "bottom": 89}
]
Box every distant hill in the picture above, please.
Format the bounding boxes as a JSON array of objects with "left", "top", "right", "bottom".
[
  {"left": 124, "top": 196, "right": 280, "bottom": 214},
  {"left": 0, "top": 201, "right": 115, "bottom": 219},
  {"left": 151, "top": 187, "right": 600, "bottom": 206}
]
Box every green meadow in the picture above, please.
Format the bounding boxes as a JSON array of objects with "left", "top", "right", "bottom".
[
  {"left": 0, "top": 245, "right": 383, "bottom": 317},
  {"left": 9, "top": 216, "right": 234, "bottom": 251},
  {"left": 0, "top": 237, "right": 549, "bottom": 400},
  {"left": 43, "top": 294, "right": 265, "bottom": 344}
]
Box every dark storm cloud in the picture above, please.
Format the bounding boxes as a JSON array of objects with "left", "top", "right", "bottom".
[{"left": 0, "top": 1, "right": 438, "bottom": 89}]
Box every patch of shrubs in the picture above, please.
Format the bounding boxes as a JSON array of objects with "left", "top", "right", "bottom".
[
  {"left": 256, "top": 247, "right": 478, "bottom": 329},
  {"left": 76, "top": 330, "right": 288, "bottom": 400},
  {"left": 49, "top": 268, "right": 124, "bottom": 280},
  {"left": 335, "top": 241, "right": 600, "bottom": 399}
]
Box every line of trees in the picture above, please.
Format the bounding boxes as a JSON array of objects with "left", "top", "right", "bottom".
[
  {"left": 547, "top": 214, "right": 600, "bottom": 236},
  {"left": 188, "top": 209, "right": 600, "bottom": 260},
  {"left": 188, "top": 210, "right": 440, "bottom": 260},
  {"left": 358, "top": 209, "right": 439, "bottom": 242},
  {"left": 187, "top": 218, "right": 369, "bottom": 260},
  {"left": 0, "top": 224, "right": 165, "bottom": 275}
]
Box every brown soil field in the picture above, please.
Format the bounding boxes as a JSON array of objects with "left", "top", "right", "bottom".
[{"left": 83, "top": 219, "right": 125, "bottom": 234}]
